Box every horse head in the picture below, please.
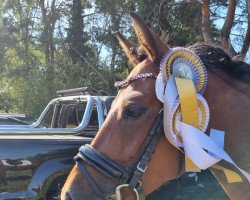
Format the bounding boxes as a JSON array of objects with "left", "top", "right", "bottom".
[{"left": 61, "top": 12, "right": 250, "bottom": 200}]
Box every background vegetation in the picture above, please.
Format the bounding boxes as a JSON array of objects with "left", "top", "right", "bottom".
[{"left": 0, "top": 0, "right": 249, "bottom": 117}]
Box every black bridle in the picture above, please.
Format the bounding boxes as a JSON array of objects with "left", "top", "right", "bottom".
[{"left": 74, "top": 109, "right": 165, "bottom": 199}]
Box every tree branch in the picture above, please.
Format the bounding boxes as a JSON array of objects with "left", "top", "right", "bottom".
[
  {"left": 220, "top": 0, "right": 237, "bottom": 52},
  {"left": 202, "top": 0, "right": 214, "bottom": 44}
]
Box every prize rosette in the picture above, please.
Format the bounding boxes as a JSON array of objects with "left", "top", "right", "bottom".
[
  {"left": 156, "top": 47, "right": 250, "bottom": 182},
  {"left": 170, "top": 94, "right": 210, "bottom": 147},
  {"left": 160, "top": 47, "right": 208, "bottom": 94}
]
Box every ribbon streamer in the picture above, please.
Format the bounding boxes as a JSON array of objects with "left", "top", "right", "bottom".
[
  {"left": 209, "top": 130, "right": 242, "bottom": 183},
  {"left": 175, "top": 77, "right": 200, "bottom": 172},
  {"left": 180, "top": 122, "right": 250, "bottom": 182}
]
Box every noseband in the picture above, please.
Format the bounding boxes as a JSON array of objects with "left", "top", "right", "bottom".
[{"left": 74, "top": 73, "right": 183, "bottom": 200}]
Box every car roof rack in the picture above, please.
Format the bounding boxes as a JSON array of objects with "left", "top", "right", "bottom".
[{"left": 56, "top": 87, "right": 92, "bottom": 97}]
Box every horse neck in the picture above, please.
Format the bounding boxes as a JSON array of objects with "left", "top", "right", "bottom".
[
  {"left": 204, "top": 70, "right": 250, "bottom": 168},
  {"left": 204, "top": 70, "right": 250, "bottom": 200}
]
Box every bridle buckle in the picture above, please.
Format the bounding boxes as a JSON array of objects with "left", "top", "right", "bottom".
[
  {"left": 137, "top": 163, "right": 147, "bottom": 173},
  {"left": 115, "top": 184, "right": 140, "bottom": 200}
]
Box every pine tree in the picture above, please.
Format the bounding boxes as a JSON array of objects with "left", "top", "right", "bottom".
[{"left": 66, "top": 0, "right": 89, "bottom": 63}]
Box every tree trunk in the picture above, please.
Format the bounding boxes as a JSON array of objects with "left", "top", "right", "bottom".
[
  {"left": 220, "top": 0, "right": 237, "bottom": 52},
  {"left": 39, "top": 0, "right": 50, "bottom": 64},
  {"left": 39, "top": 0, "right": 58, "bottom": 96},
  {"left": 201, "top": 0, "right": 214, "bottom": 44},
  {"left": 110, "top": 14, "right": 121, "bottom": 72},
  {"left": 48, "top": 0, "right": 57, "bottom": 63}
]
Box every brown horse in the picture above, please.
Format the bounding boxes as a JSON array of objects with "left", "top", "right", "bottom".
[{"left": 61, "top": 13, "right": 250, "bottom": 200}]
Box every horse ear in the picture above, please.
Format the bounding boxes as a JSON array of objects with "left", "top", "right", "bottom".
[
  {"left": 130, "top": 12, "right": 169, "bottom": 63},
  {"left": 116, "top": 32, "right": 139, "bottom": 67}
]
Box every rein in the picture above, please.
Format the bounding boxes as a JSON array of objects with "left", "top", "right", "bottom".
[{"left": 74, "top": 73, "right": 184, "bottom": 200}]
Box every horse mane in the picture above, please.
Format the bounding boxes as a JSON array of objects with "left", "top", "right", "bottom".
[{"left": 190, "top": 44, "right": 250, "bottom": 82}]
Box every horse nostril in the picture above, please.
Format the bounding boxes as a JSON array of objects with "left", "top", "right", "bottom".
[{"left": 65, "top": 193, "right": 72, "bottom": 200}]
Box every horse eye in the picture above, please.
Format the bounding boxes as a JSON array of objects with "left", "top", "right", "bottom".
[{"left": 124, "top": 106, "right": 146, "bottom": 119}]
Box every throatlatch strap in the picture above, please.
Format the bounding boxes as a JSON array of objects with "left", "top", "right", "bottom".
[{"left": 175, "top": 77, "right": 200, "bottom": 172}]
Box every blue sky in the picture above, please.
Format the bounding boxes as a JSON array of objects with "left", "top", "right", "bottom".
[{"left": 212, "top": 3, "right": 250, "bottom": 62}]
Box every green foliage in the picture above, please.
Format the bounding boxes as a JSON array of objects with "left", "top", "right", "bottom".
[{"left": 0, "top": 0, "right": 248, "bottom": 117}]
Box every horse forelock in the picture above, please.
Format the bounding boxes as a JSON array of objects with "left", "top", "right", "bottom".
[{"left": 128, "top": 59, "right": 160, "bottom": 78}]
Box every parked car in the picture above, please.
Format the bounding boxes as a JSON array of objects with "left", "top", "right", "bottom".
[
  {"left": 0, "top": 114, "right": 35, "bottom": 126},
  {"left": 0, "top": 87, "right": 114, "bottom": 200}
]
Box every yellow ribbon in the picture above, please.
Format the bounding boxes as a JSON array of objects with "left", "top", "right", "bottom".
[
  {"left": 174, "top": 77, "right": 243, "bottom": 182},
  {"left": 212, "top": 164, "right": 242, "bottom": 183},
  {"left": 175, "top": 77, "right": 201, "bottom": 172}
]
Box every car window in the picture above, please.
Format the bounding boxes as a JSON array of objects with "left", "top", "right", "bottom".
[
  {"left": 65, "top": 103, "right": 87, "bottom": 128},
  {"left": 85, "top": 105, "right": 98, "bottom": 129},
  {"left": 40, "top": 105, "right": 55, "bottom": 128},
  {"left": 38, "top": 99, "right": 110, "bottom": 131}
]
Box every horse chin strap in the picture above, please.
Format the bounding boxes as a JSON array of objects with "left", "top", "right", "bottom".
[{"left": 75, "top": 109, "right": 169, "bottom": 200}]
